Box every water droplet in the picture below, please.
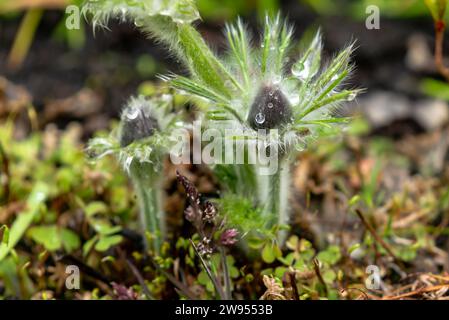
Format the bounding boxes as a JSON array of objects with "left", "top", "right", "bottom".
[
  {"left": 347, "top": 92, "right": 357, "bottom": 101},
  {"left": 134, "top": 19, "right": 143, "bottom": 27},
  {"left": 332, "top": 74, "right": 339, "bottom": 81},
  {"left": 255, "top": 113, "right": 265, "bottom": 124},
  {"left": 126, "top": 107, "right": 140, "bottom": 120},
  {"left": 290, "top": 94, "right": 300, "bottom": 105},
  {"left": 269, "top": 91, "right": 274, "bottom": 97},
  {"left": 267, "top": 102, "right": 274, "bottom": 108},
  {"left": 292, "top": 61, "right": 310, "bottom": 81},
  {"left": 295, "top": 141, "right": 306, "bottom": 151},
  {"left": 272, "top": 75, "right": 281, "bottom": 84},
  {"left": 161, "top": 94, "right": 172, "bottom": 102}
]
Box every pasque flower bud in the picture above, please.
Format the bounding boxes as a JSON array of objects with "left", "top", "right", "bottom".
[
  {"left": 119, "top": 99, "right": 160, "bottom": 147},
  {"left": 87, "top": 94, "right": 181, "bottom": 254},
  {"left": 247, "top": 84, "right": 292, "bottom": 130}
]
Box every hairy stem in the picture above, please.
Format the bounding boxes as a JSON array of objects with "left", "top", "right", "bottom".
[
  {"left": 258, "top": 156, "right": 291, "bottom": 244},
  {"left": 177, "top": 24, "right": 242, "bottom": 95},
  {"left": 131, "top": 163, "right": 165, "bottom": 254},
  {"left": 235, "top": 163, "right": 257, "bottom": 199},
  {"left": 143, "top": 18, "right": 243, "bottom": 96}
]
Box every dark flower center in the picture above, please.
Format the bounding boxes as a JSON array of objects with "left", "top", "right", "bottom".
[
  {"left": 247, "top": 84, "right": 292, "bottom": 130},
  {"left": 119, "top": 106, "right": 160, "bottom": 147}
]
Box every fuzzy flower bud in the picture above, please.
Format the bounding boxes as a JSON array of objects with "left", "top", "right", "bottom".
[
  {"left": 247, "top": 84, "right": 292, "bottom": 130},
  {"left": 119, "top": 98, "right": 160, "bottom": 147}
]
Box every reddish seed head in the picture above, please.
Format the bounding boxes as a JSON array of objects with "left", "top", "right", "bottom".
[
  {"left": 184, "top": 205, "right": 196, "bottom": 222},
  {"left": 220, "top": 228, "right": 239, "bottom": 246},
  {"left": 111, "top": 282, "right": 138, "bottom": 300}
]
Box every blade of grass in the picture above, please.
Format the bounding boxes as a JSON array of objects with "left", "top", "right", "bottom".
[
  {"left": 125, "top": 259, "right": 154, "bottom": 300},
  {"left": 220, "top": 248, "right": 232, "bottom": 300},
  {"left": 190, "top": 239, "right": 225, "bottom": 299},
  {"left": 7, "top": 8, "right": 43, "bottom": 70}
]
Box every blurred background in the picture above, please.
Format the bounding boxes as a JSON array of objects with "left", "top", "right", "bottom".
[{"left": 1, "top": 0, "right": 448, "bottom": 139}]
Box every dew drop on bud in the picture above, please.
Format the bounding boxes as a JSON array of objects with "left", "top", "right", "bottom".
[
  {"left": 273, "top": 75, "right": 281, "bottom": 84},
  {"left": 291, "top": 62, "right": 304, "bottom": 77},
  {"left": 126, "top": 107, "right": 140, "bottom": 120},
  {"left": 290, "top": 94, "right": 300, "bottom": 105},
  {"left": 267, "top": 102, "right": 274, "bottom": 108},
  {"left": 255, "top": 112, "right": 266, "bottom": 124},
  {"left": 292, "top": 62, "right": 310, "bottom": 81}
]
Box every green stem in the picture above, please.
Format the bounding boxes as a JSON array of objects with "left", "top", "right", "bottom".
[
  {"left": 177, "top": 24, "right": 242, "bottom": 96},
  {"left": 235, "top": 163, "right": 257, "bottom": 200},
  {"left": 143, "top": 18, "right": 244, "bottom": 95},
  {"left": 258, "top": 156, "right": 291, "bottom": 244},
  {"left": 131, "top": 164, "right": 165, "bottom": 254},
  {"left": 220, "top": 248, "right": 232, "bottom": 300}
]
